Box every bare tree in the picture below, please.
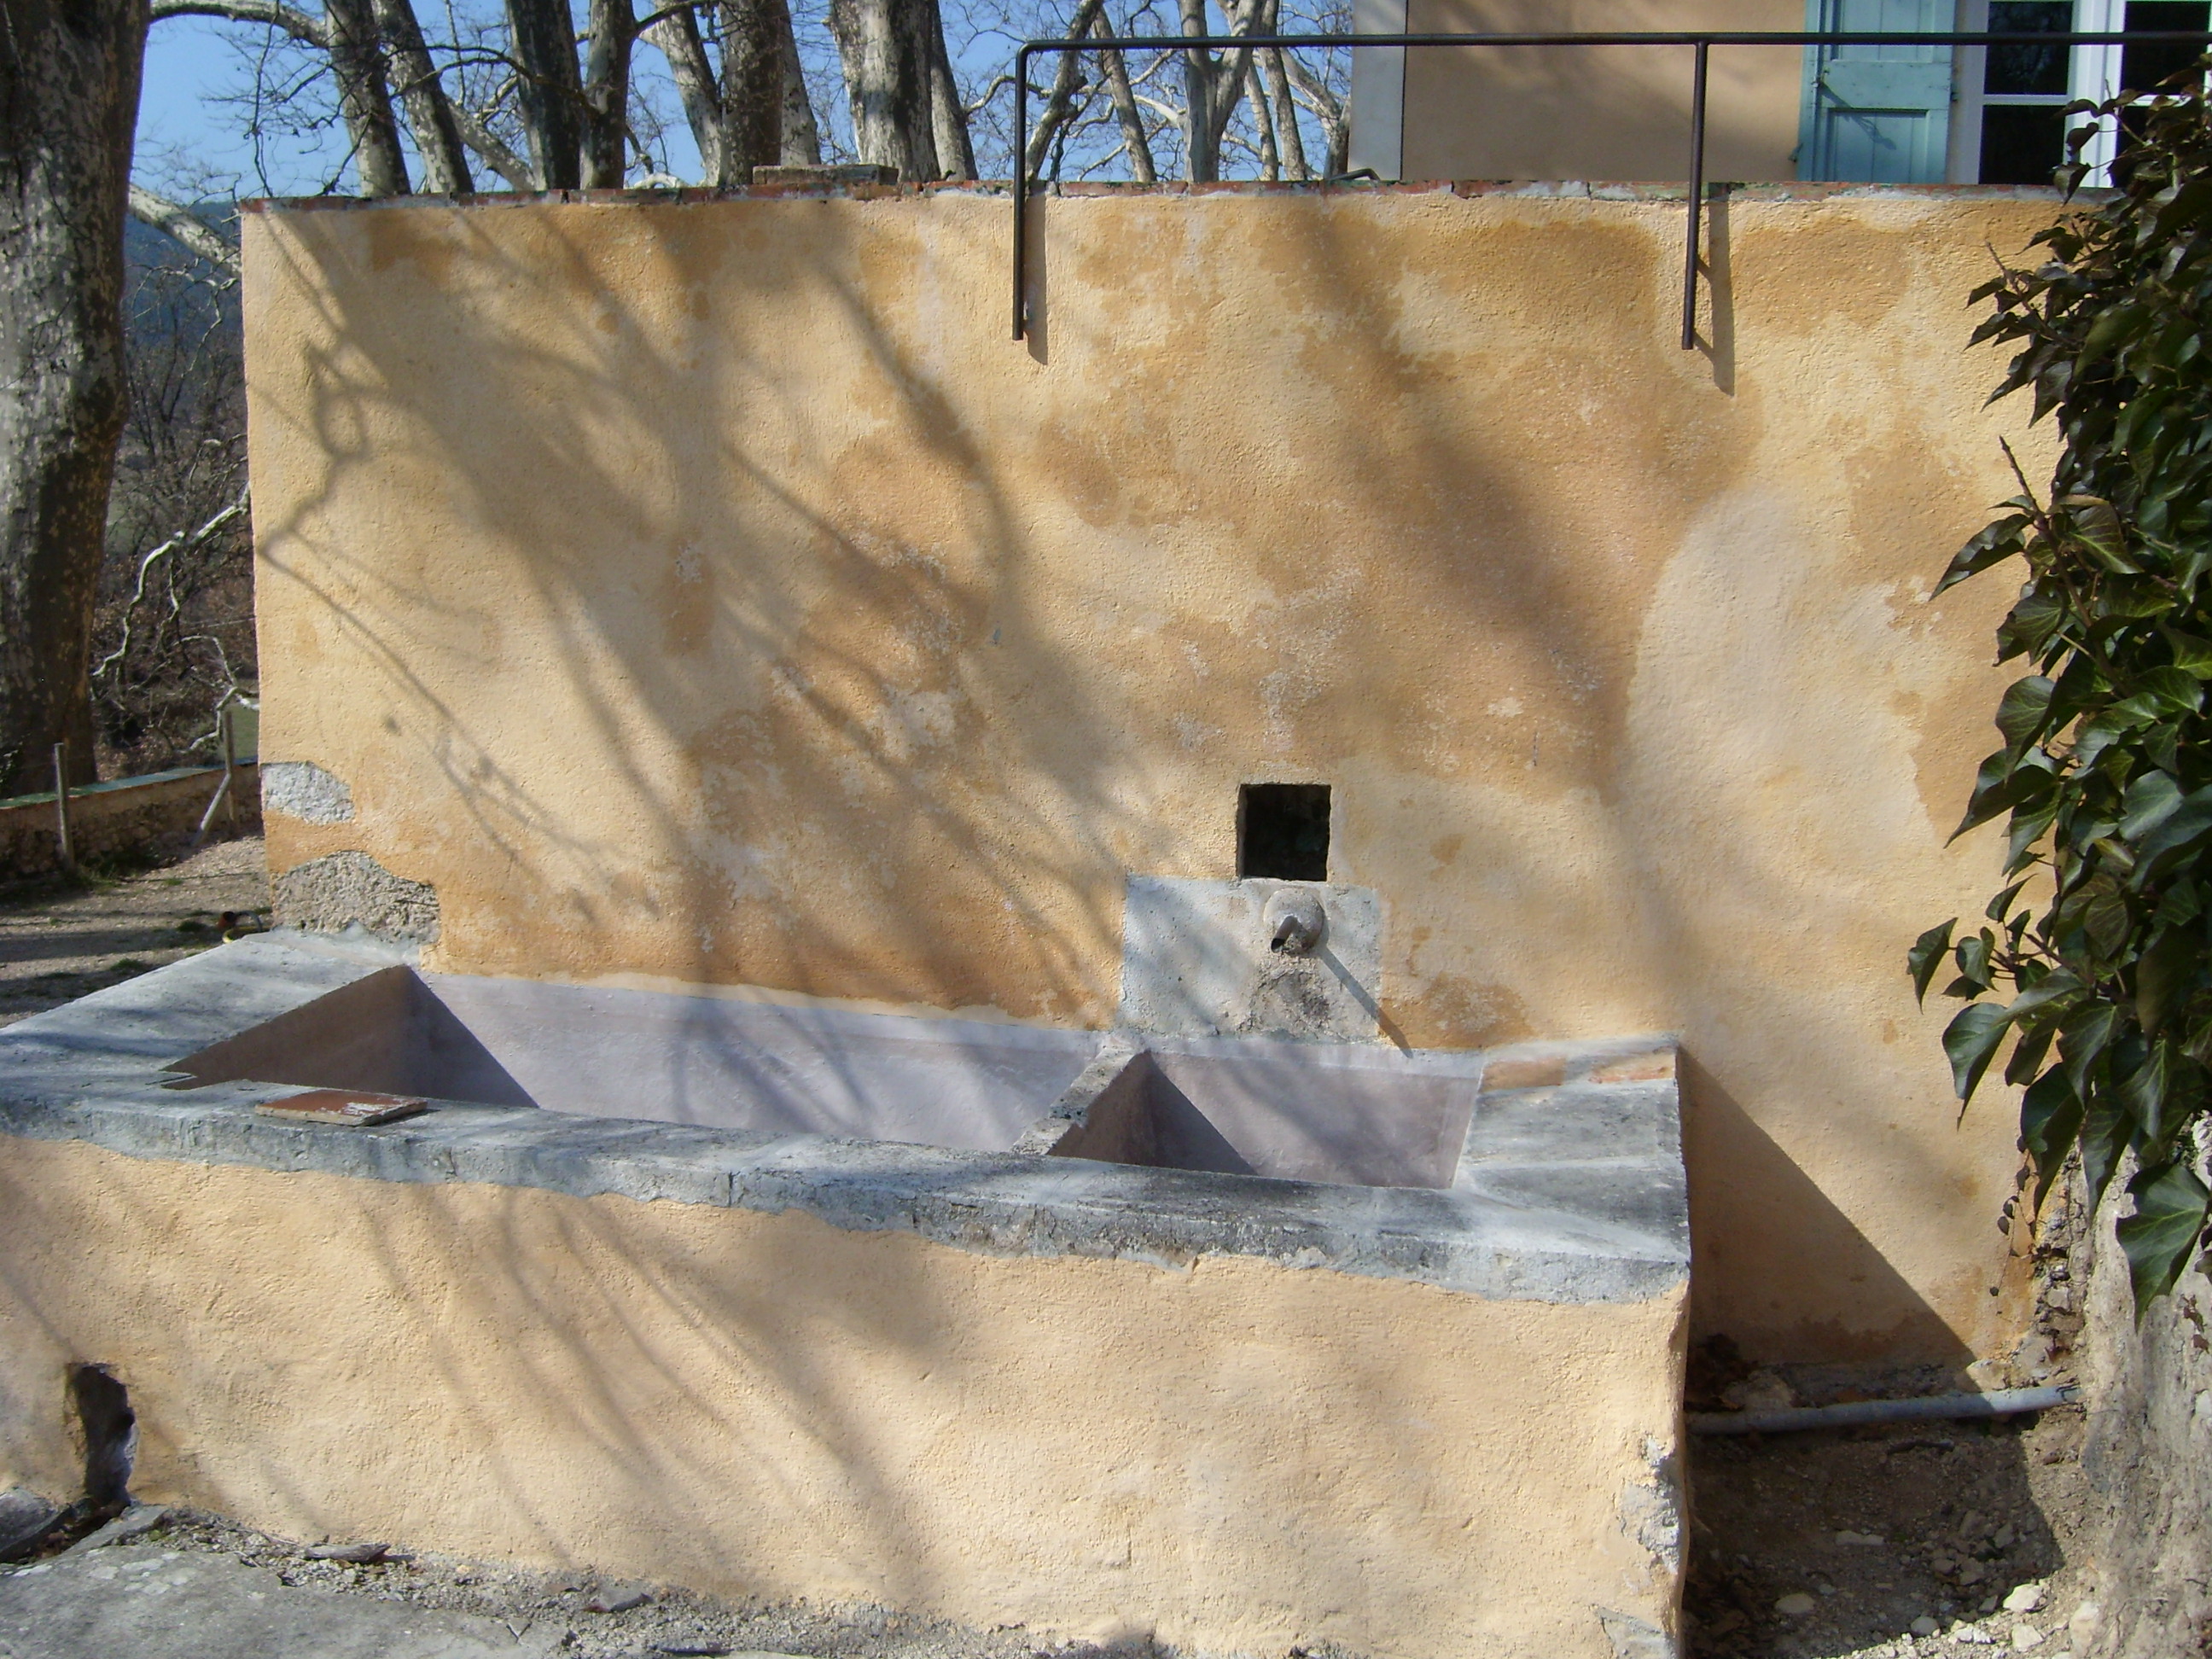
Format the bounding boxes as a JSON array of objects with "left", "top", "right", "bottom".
[
  {"left": 325, "top": 0, "right": 412, "bottom": 189},
  {"left": 828, "top": 0, "right": 967, "bottom": 178},
  {"left": 375, "top": 0, "right": 475, "bottom": 190},
  {"left": 721, "top": 0, "right": 787, "bottom": 176},
  {"left": 95, "top": 212, "right": 253, "bottom": 774},
  {"left": 506, "top": 0, "right": 586, "bottom": 185},
  {"left": 990, "top": 0, "right": 1351, "bottom": 184},
  {"left": 779, "top": 5, "right": 824, "bottom": 163},
  {"left": 644, "top": 0, "right": 819, "bottom": 183},
  {"left": 0, "top": 0, "right": 148, "bottom": 794}
]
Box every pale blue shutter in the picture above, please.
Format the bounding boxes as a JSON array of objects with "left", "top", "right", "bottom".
[{"left": 1800, "top": 0, "right": 1957, "bottom": 181}]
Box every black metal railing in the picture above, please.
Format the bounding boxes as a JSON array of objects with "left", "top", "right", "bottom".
[{"left": 1010, "top": 29, "right": 2212, "bottom": 348}]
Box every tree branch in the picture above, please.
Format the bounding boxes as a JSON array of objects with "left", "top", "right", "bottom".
[
  {"left": 148, "top": 0, "right": 326, "bottom": 47},
  {"left": 127, "top": 186, "right": 242, "bottom": 277},
  {"left": 94, "top": 486, "right": 253, "bottom": 682},
  {"left": 1023, "top": 0, "right": 1106, "bottom": 179},
  {"left": 451, "top": 104, "right": 537, "bottom": 188}
]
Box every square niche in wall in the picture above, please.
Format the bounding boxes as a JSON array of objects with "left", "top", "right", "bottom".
[{"left": 1238, "top": 783, "right": 1330, "bottom": 882}]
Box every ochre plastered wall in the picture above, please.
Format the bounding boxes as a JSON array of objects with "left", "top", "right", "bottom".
[
  {"left": 246, "top": 187, "right": 2046, "bottom": 1364},
  {"left": 0, "top": 1137, "right": 1686, "bottom": 1659},
  {"left": 1400, "top": 0, "right": 1807, "bottom": 184}
]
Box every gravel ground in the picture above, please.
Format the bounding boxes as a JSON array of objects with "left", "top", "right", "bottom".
[
  {"left": 1685, "top": 1400, "right": 2095, "bottom": 1658},
  {"left": 3, "top": 1509, "right": 1169, "bottom": 1659},
  {"left": 0, "top": 835, "right": 269, "bottom": 1028},
  {"left": 1685, "top": 1189, "right": 2099, "bottom": 1659}
]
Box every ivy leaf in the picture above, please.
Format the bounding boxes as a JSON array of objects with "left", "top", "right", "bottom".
[
  {"left": 1937, "top": 517, "right": 2030, "bottom": 595},
  {"left": 2119, "top": 1039, "right": 2174, "bottom": 1134},
  {"left": 2081, "top": 1096, "right": 2133, "bottom": 1214},
  {"left": 1955, "top": 930, "right": 1995, "bottom": 991},
  {"left": 1995, "top": 675, "right": 2058, "bottom": 753},
  {"left": 2008, "top": 800, "right": 2060, "bottom": 871},
  {"left": 2165, "top": 626, "right": 2212, "bottom": 673},
  {"left": 2137, "top": 923, "right": 2200, "bottom": 1034},
  {"left": 1953, "top": 751, "right": 2023, "bottom": 840},
  {"left": 2121, "top": 769, "right": 2186, "bottom": 839},
  {"left": 2129, "top": 783, "right": 2212, "bottom": 884},
  {"left": 1999, "top": 590, "right": 2068, "bottom": 660},
  {"left": 1987, "top": 878, "right": 2032, "bottom": 922},
  {"left": 2020, "top": 1067, "right": 2085, "bottom": 1210},
  {"left": 2086, "top": 884, "right": 2134, "bottom": 957},
  {"left": 1944, "top": 1002, "right": 2013, "bottom": 1107},
  {"left": 2157, "top": 879, "right": 2203, "bottom": 928},
  {"left": 2117, "top": 1160, "right": 2212, "bottom": 1315},
  {"left": 2008, "top": 1015, "right": 2062, "bottom": 1086},
  {"left": 2110, "top": 666, "right": 2204, "bottom": 719},
  {"left": 2058, "top": 495, "right": 2139, "bottom": 572},
  {"left": 1909, "top": 920, "right": 1957, "bottom": 1007},
  {"left": 2062, "top": 1000, "right": 2126, "bottom": 1100}
]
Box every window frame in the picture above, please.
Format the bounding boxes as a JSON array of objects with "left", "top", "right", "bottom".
[{"left": 1947, "top": 0, "right": 2205, "bottom": 183}]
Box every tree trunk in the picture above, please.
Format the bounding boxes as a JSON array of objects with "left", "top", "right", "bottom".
[
  {"left": 1178, "top": 0, "right": 1213, "bottom": 180},
  {"left": 506, "top": 0, "right": 585, "bottom": 188},
  {"left": 1264, "top": 47, "right": 1306, "bottom": 179},
  {"left": 777, "top": 0, "right": 822, "bottom": 166},
  {"left": 323, "top": 0, "right": 410, "bottom": 193},
  {"left": 1247, "top": 55, "right": 1278, "bottom": 178},
  {"left": 581, "top": 0, "right": 634, "bottom": 186},
  {"left": 1023, "top": 0, "right": 1103, "bottom": 179},
  {"left": 827, "top": 0, "right": 936, "bottom": 178},
  {"left": 923, "top": 0, "right": 970, "bottom": 180},
  {"left": 1096, "top": 19, "right": 1155, "bottom": 183},
  {"left": 643, "top": 6, "right": 726, "bottom": 182},
  {"left": 0, "top": 0, "right": 148, "bottom": 792},
  {"left": 719, "top": 0, "right": 783, "bottom": 180},
  {"left": 374, "top": 0, "right": 474, "bottom": 191}
]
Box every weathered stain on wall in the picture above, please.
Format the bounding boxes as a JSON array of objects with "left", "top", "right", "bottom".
[
  {"left": 245, "top": 184, "right": 2046, "bottom": 1364},
  {"left": 0, "top": 1135, "right": 1687, "bottom": 1659}
]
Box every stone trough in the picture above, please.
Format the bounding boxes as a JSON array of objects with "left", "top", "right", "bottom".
[{"left": 0, "top": 932, "right": 1691, "bottom": 1659}]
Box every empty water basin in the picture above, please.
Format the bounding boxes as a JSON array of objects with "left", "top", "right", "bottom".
[
  {"left": 165, "top": 963, "right": 1493, "bottom": 1187},
  {"left": 168, "top": 964, "right": 1100, "bottom": 1152},
  {"left": 1036, "top": 1038, "right": 1486, "bottom": 1188}
]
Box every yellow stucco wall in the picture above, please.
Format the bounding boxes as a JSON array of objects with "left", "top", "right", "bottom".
[
  {"left": 0, "top": 1136, "right": 1687, "bottom": 1659},
  {"left": 245, "top": 186, "right": 2046, "bottom": 1364},
  {"left": 1399, "top": 1, "right": 1808, "bottom": 184}
]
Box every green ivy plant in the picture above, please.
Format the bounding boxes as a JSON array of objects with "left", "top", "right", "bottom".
[{"left": 1915, "top": 77, "right": 2212, "bottom": 1317}]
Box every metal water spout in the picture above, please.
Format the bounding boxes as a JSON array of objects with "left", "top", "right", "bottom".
[{"left": 1263, "top": 888, "right": 1325, "bottom": 956}]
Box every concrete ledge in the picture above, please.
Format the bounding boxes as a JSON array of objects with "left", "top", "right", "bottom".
[
  {"left": 239, "top": 179, "right": 2080, "bottom": 211},
  {"left": 0, "top": 935, "right": 1688, "bottom": 1306}
]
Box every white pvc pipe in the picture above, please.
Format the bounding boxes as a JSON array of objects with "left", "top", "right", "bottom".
[{"left": 1688, "top": 1384, "right": 2079, "bottom": 1436}]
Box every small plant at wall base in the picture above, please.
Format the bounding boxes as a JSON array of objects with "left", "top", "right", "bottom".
[{"left": 1913, "top": 71, "right": 2212, "bottom": 1318}]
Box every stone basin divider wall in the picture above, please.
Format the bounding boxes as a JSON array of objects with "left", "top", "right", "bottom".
[{"left": 0, "top": 930, "right": 1690, "bottom": 1659}]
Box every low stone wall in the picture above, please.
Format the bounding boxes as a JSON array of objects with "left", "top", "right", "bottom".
[
  {"left": 2075, "top": 1152, "right": 2212, "bottom": 1657},
  {"left": 0, "top": 765, "right": 260, "bottom": 879}
]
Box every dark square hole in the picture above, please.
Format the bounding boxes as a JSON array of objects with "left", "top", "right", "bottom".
[{"left": 1238, "top": 783, "right": 1330, "bottom": 882}]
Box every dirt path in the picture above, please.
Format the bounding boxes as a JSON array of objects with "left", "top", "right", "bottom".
[{"left": 0, "top": 835, "right": 270, "bottom": 1028}]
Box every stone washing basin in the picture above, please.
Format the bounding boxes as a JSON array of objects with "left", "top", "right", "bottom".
[{"left": 153, "top": 953, "right": 1643, "bottom": 1197}]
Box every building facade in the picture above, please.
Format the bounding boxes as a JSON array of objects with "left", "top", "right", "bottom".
[{"left": 1350, "top": 0, "right": 2211, "bottom": 185}]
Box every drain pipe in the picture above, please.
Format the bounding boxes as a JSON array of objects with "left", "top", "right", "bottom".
[{"left": 1688, "top": 1384, "right": 2079, "bottom": 1436}]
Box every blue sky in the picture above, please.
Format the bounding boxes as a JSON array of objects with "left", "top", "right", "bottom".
[{"left": 135, "top": 10, "right": 707, "bottom": 197}]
